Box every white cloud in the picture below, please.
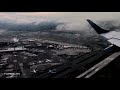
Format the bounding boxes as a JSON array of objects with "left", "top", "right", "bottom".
[{"left": 0, "top": 12, "right": 120, "bottom": 32}]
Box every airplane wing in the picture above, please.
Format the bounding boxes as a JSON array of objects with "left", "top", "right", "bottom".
[
  {"left": 87, "top": 19, "right": 120, "bottom": 47},
  {"left": 87, "top": 19, "right": 109, "bottom": 34},
  {"left": 102, "top": 31, "right": 120, "bottom": 47},
  {"left": 108, "top": 39, "right": 120, "bottom": 47}
]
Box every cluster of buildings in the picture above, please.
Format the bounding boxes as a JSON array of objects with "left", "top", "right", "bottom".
[{"left": 0, "top": 38, "right": 91, "bottom": 78}]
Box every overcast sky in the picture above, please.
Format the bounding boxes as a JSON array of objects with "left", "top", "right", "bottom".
[
  {"left": 1, "top": 12, "right": 120, "bottom": 22},
  {"left": 0, "top": 12, "right": 120, "bottom": 31}
]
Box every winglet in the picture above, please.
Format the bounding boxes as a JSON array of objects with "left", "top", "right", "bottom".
[{"left": 87, "top": 19, "right": 109, "bottom": 34}]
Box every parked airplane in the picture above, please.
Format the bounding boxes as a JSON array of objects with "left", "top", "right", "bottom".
[{"left": 87, "top": 19, "right": 120, "bottom": 47}]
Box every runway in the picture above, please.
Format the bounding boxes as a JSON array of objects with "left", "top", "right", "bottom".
[{"left": 76, "top": 51, "right": 120, "bottom": 78}]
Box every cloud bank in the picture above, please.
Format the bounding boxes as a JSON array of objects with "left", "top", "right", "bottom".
[{"left": 0, "top": 12, "right": 120, "bottom": 33}]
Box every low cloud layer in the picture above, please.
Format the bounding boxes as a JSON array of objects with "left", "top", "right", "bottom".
[{"left": 0, "top": 12, "right": 120, "bottom": 34}]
